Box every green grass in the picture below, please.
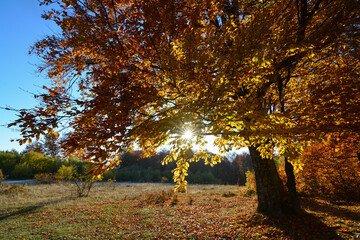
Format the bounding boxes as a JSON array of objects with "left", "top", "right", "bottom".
[{"left": 0, "top": 183, "right": 359, "bottom": 239}]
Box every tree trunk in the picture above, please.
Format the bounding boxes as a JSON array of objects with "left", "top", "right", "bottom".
[
  {"left": 249, "top": 146, "right": 290, "bottom": 217},
  {"left": 278, "top": 74, "right": 301, "bottom": 214},
  {"left": 284, "top": 157, "right": 301, "bottom": 213}
]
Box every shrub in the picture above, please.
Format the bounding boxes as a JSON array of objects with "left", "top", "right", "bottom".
[
  {"left": 72, "top": 165, "right": 100, "bottom": 197},
  {"left": 34, "top": 173, "right": 55, "bottom": 183},
  {"left": 56, "top": 165, "right": 75, "bottom": 180},
  {"left": 21, "top": 151, "right": 60, "bottom": 175},
  {"left": 0, "top": 151, "right": 18, "bottom": 177},
  {"left": 11, "top": 163, "right": 33, "bottom": 179},
  {"left": 140, "top": 190, "right": 174, "bottom": 205},
  {"left": 222, "top": 191, "right": 237, "bottom": 198},
  {"left": 32, "top": 157, "right": 60, "bottom": 174},
  {"left": 34, "top": 173, "right": 59, "bottom": 184},
  {"left": 65, "top": 157, "right": 87, "bottom": 175},
  {"left": 72, "top": 174, "right": 94, "bottom": 197},
  {"left": 245, "top": 170, "right": 256, "bottom": 196}
]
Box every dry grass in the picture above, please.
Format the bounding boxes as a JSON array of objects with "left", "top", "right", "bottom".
[
  {"left": 0, "top": 183, "right": 237, "bottom": 212},
  {"left": 0, "top": 183, "right": 359, "bottom": 239}
]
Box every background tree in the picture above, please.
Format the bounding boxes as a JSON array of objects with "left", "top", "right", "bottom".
[
  {"left": 23, "top": 133, "right": 62, "bottom": 159},
  {"left": 23, "top": 141, "right": 43, "bottom": 154}
]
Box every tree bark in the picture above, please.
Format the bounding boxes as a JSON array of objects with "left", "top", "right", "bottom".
[
  {"left": 249, "top": 146, "right": 291, "bottom": 216},
  {"left": 277, "top": 72, "right": 302, "bottom": 214},
  {"left": 284, "top": 157, "right": 301, "bottom": 213}
]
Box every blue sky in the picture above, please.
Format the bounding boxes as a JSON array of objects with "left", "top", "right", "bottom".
[{"left": 0, "top": 1, "right": 58, "bottom": 152}]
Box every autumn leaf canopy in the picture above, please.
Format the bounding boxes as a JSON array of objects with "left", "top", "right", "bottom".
[{"left": 9, "top": 0, "right": 360, "bottom": 190}]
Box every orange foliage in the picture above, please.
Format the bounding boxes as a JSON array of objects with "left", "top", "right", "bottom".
[{"left": 297, "top": 134, "right": 360, "bottom": 201}]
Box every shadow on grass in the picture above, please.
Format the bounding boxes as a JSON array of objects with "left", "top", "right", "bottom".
[
  {"left": 301, "top": 198, "right": 360, "bottom": 222},
  {"left": 248, "top": 211, "right": 343, "bottom": 240},
  {"left": 0, "top": 197, "right": 75, "bottom": 222}
]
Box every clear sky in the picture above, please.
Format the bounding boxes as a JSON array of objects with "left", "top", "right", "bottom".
[{"left": 0, "top": 0, "right": 59, "bottom": 152}]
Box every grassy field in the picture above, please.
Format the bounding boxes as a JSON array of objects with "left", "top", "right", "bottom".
[{"left": 0, "top": 183, "right": 359, "bottom": 239}]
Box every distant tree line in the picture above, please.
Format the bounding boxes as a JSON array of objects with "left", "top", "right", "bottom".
[
  {"left": 102, "top": 150, "right": 253, "bottom": 185},
  {"left": 0, "top": 146, "right": 253, "bottom": 185},
  {"left": 0, "top": 150, "right": 87, "bottom": 180}
]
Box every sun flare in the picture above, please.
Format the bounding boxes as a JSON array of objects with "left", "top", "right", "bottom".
[{"left": 182, "top": 130, "right": 193, "bottom": 140}]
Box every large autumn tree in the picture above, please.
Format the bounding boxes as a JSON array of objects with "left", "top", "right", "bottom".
[{"left": 8, "top": 0, "right": 359, "bottom": 216}]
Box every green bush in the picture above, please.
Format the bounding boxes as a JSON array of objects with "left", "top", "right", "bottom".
[
  {"left": 20, "top": 151, "right": 44, "bottom": 163},
  {"left": 11, "top": 163, "right": 33, "bottom": 179},
  {"left": 22, "top": 152, "right": 60, "bottom": 174},
  {"left": 56, "top": 165, "right": 75, "bottom": 180},
  {"left": 0, "top": 151, "right": 18, "bottom": 177},
  {"left": 65, "top": 157, "right": 87, "bottom": 175}
]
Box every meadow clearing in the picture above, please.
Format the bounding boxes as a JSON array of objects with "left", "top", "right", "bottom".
[{"left": 0, "top": 183, "right": 359, "bottom": 239}]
